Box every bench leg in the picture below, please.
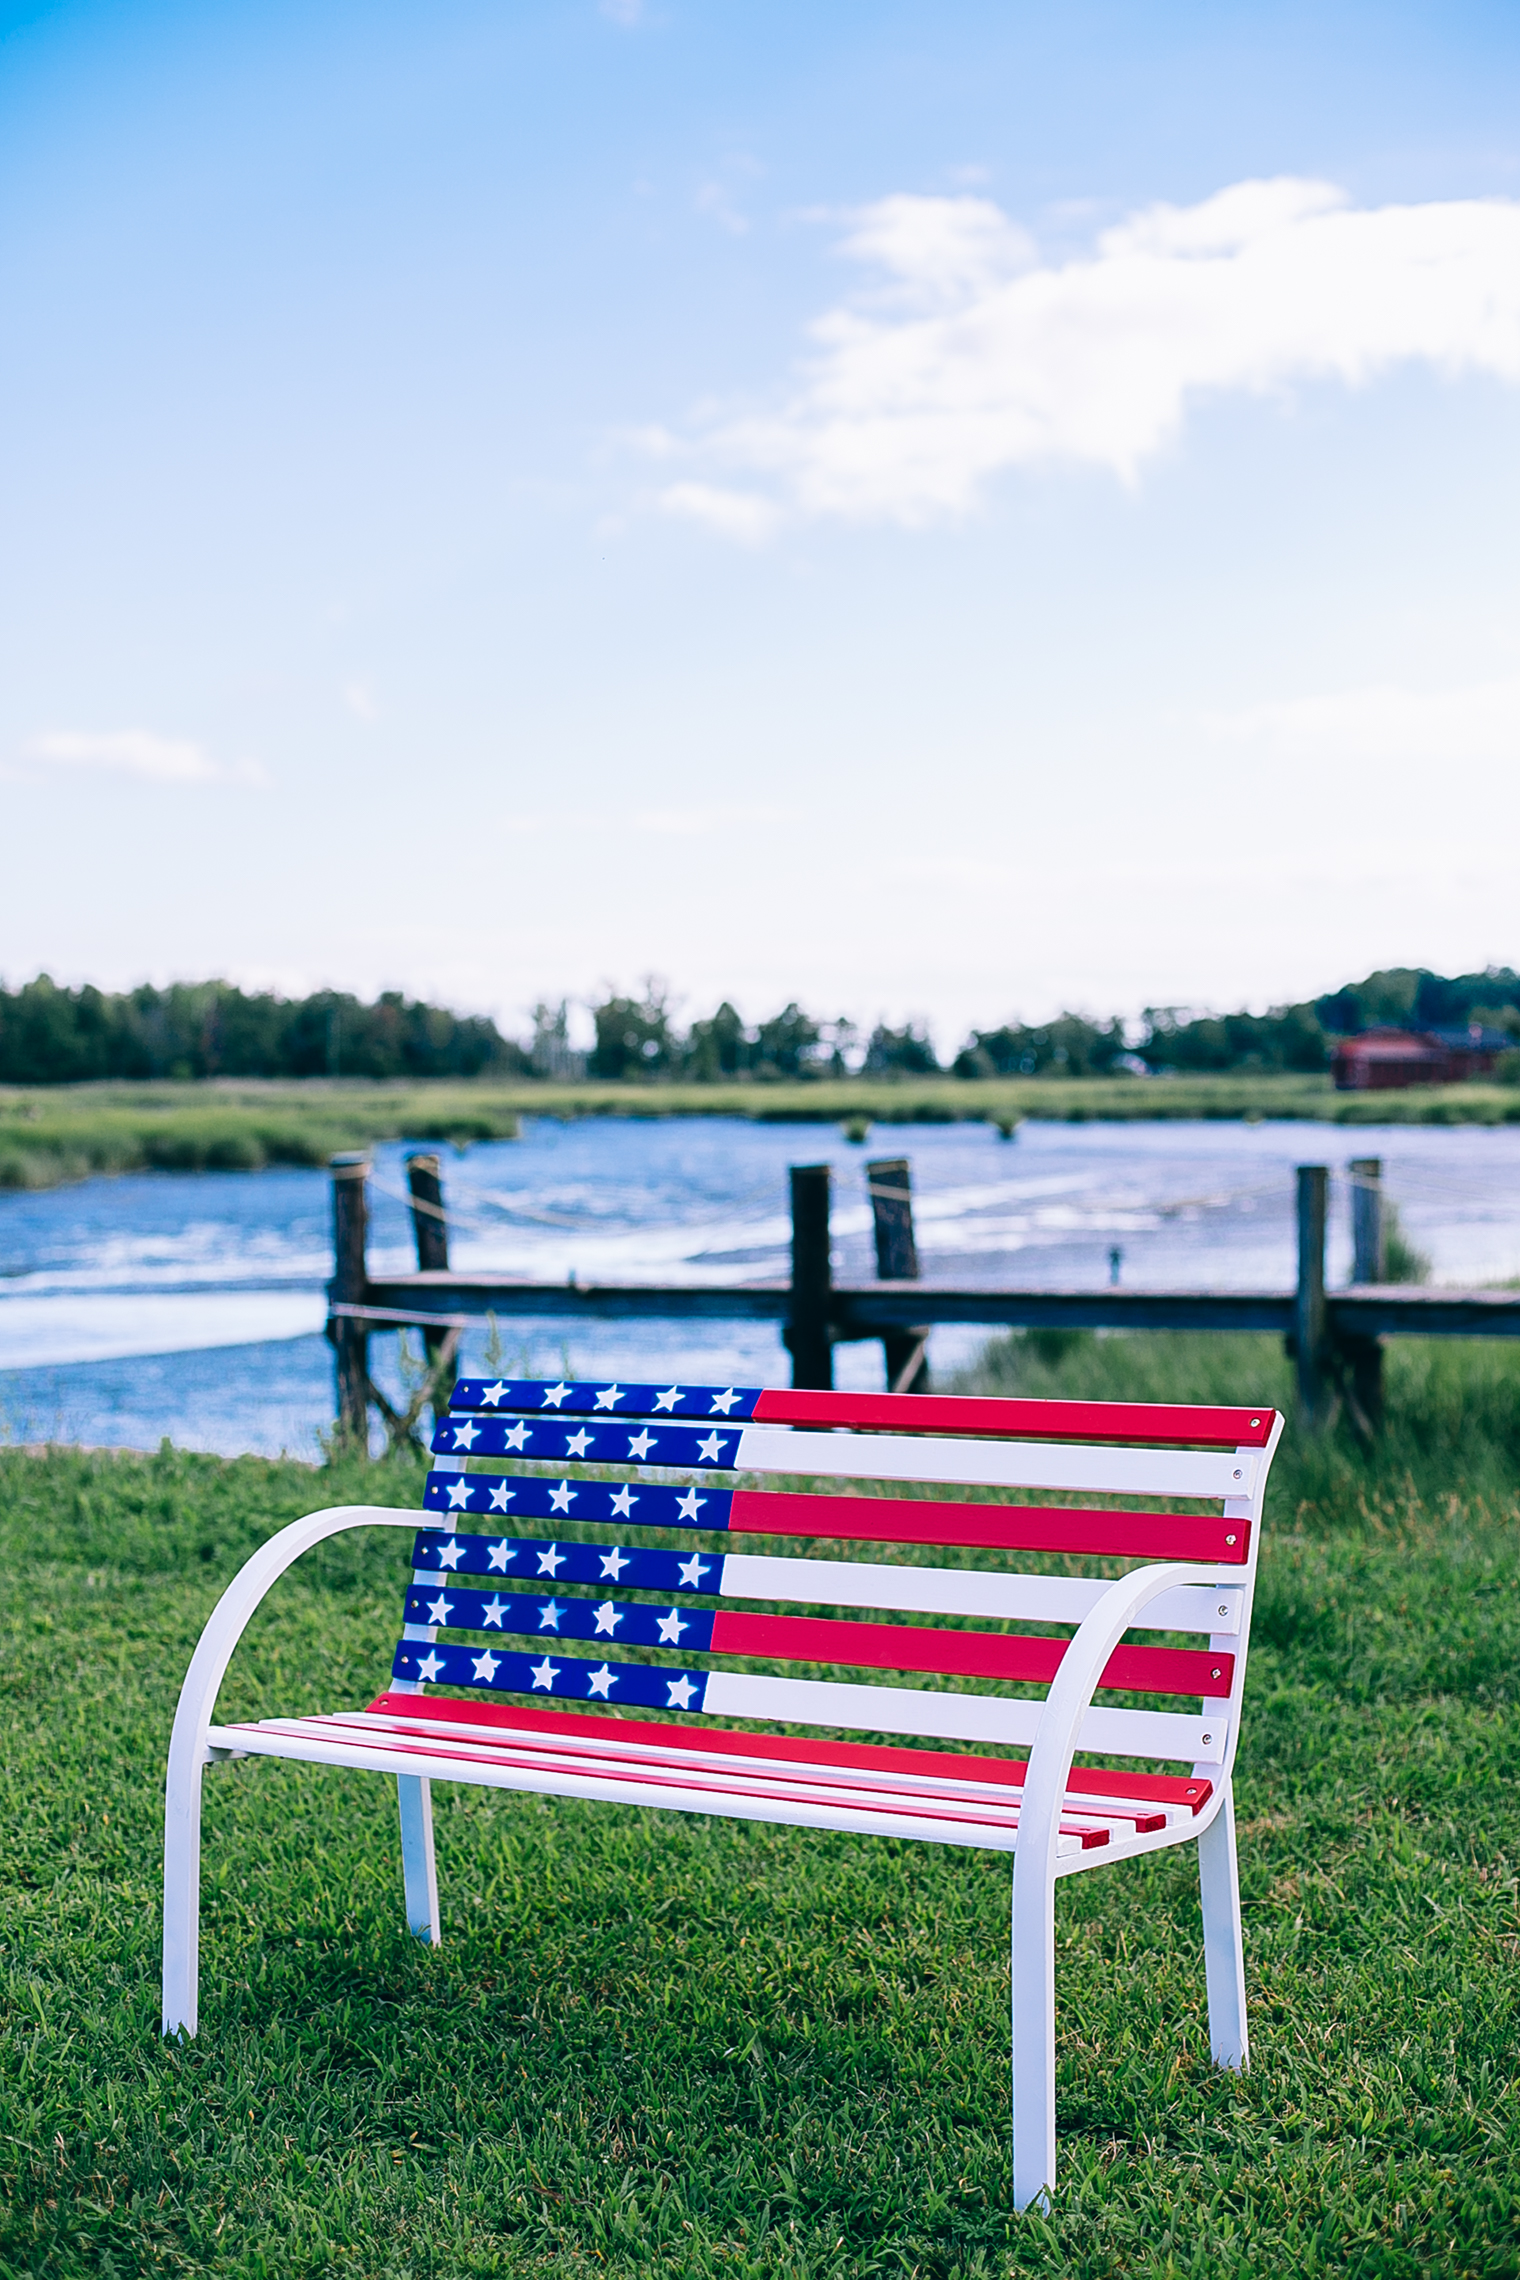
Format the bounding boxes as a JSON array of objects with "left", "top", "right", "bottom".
[
  {"left": 1198, "top": 1783, "right": 1249, "bottom": 2070},
  {"left": 398, "top": 1775, "right": 441, "bottom": 1945},
  {"left": 162, "top": 1753, "right": 203, "bottom": 2038},
  {"left": 1010, "top": 1851, "right": 1057, "bottom": 2212}
]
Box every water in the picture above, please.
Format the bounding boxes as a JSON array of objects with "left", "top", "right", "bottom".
[{"left": 3, "top": 1115, "right": 1519, "bottom": 1458}]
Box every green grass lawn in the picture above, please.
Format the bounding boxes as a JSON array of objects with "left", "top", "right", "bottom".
[
  {"left": 6, "top": 1070, "right": 1520, "bottom": 1189},
  {"left": 2, "top": 1338, "right": 1518, "bottom": 2275}
]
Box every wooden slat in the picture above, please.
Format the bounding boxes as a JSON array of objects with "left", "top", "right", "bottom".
[
  {"left": 719, "top": 1554, "right": 1239, "bottom": 1633},
  {"left": 732, "top": 1426, "right": 1253, "bottom": 1500},
  {"left": 707, "top": 1610, "right": 1232, "bottom": 1695},
  {"left": 727, "top": 1489, "right": 1251, "bottom": 1562},
  {"left": 363, "top": 1692, "right": 1216, "bottom": 1809},
  {"left": 752, "top": 1388, "right": 1277, "bottom": 1447}
]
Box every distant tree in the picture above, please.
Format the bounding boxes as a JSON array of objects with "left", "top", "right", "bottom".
[
  {"left": 588, "top": 982, "right": 678, "bottom": 1080},
  {"left": 684, "top": 1001, "right": 752, "bottom": 1080},
  {"left": 753, "top": 1003, "right": 824, "bottom": 1079},
  {"left": 530, "top": 1001, "right": 582, "bottom": 1079},
  {"left": 864, "top": 1020, "right": 939, "bottom": 1076},
  {"left": 0, "top": 976, "right": 525, "bottom": 1084},
  {"left": 954, "top": 1015, "right": 1125, "bottom": 1078}
]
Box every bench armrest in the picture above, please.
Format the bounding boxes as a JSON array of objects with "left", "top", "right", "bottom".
[
  {"left": 1019, "top": 1561, "right": 1232, "bottom": 1874},
  {"left": 166, "top": 1505, "right": 418, "bottom": 1789}
]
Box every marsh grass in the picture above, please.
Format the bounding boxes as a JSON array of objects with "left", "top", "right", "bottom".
[
  {"left": 1, "top": 1337, "right": 1518, "bottom": 2274},
  {"left": 6, "top": 1073, "right": 1520, "bottom": 1190}
]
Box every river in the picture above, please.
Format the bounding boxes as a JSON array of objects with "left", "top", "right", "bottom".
[{"left": 3, "top": 1115, "right": 1519, "bottom": 1457}]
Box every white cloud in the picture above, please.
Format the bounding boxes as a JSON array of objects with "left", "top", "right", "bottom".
[
  {"left": 1207, "top": 674, "right": 1520, "bottom": 764},
  {"left": 31, "top": 729, "right": 267, "bottom": 786},
  {"left": 661, "top": 177, "right": 1520, "bottom": 528},
  {"left": 343, "top": 680, "right": 379, "bottom": 721},
  {"left": 600, "top": 0, "right": 644, "bottom": 23},
  {"left": 658, "top": 481, "right": 782, "bottom": 544}
]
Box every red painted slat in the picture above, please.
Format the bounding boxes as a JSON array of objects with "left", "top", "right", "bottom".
[
  {"left": 728, "top": 1487, "right": 1251, "bottom": 1561},
  {"left": 708, "top": 1611, "right": 1232, "bottom": 1696},
  {"left": 751, "top": 1388, "right": 1276, "bottom": 1447},
  {"left": 364, "top": 1694, "right": 1214, "bottom": 1809}
]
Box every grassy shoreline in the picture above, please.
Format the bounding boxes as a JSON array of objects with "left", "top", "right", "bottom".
[
  {"left": 4, "top": 1071, "right": 1520, "bottom": 1191},
  {"left": 2, "top": 1337, "right": 1517, "bottom": 2272}
]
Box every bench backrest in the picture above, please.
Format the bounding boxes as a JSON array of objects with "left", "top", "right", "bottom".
[{"left": 389, "top": 1377, "right": 1282, "bottom": 1799}]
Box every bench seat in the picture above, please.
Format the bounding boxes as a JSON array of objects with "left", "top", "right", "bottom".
[{"left": 212, "top": 1695, "right": 1217, "bottom": 1854}]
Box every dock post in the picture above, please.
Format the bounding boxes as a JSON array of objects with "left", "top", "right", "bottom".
[
  {"left": 405, "top": 1152, "right": 458, "bottom": 1413},
  {"left": 329, "top": 1152, "right": 372, "bottom": 1452},
  {"left": 1344, "top": 1156, "right": 1385, "bottom": 1433},
  {"left": 787, "top": 1163, "right": 834, "bottom": 1389},
  {"left": 1294, "top": 1165, "right": 1330, "bottom": 1428},
  {"left": 867, "top": 1156, "right": 930, "bottom": 1393}
]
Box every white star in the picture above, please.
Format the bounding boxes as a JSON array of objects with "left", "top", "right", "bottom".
[
  {"left": 445, "top": 1479, "right": 471, "bottom": 1511},
  {"left": 653, "top": 1384, "right": 682, "bottom": 1412},
  {"left": 626, "top": 1429, "right": 655, "bottom": 1459},
  {"left": 487, "top": 1538, "right": 512, "bottom": 1571},
  {"left": 549, "top": 1479, "right": 577, "bottom": 1514},
  {"left": 593, "top": 1384, "right": 624, "bottom": 1411},
  {"left": 502, "top": 1419, "right": 530, "bottom": 1451},
  {"left": 541, "top": 1382, "right": 571, "bottom": 1408},
  {"left": 538, "top": 1600, "right": 564, "bottom": 1631},
  {"left": 665, "top": 1674, "right": 698, "bottom": 1710},
  {"left": 696, "top": 1432, "right": 725, "bottom": 1463},
  {"left": 451, "top": 1417, "right": 480, "bottom": 1450},
  {"left": 471, "top": 1649, "right": 501, "bottom": 1683},
  {"left": 564, "top": 1427, "right": 593, "bottom": 1458},
  {"left": 592, "top": 1600, "right": 623, "bottom": 1636},
  {"left": 536, "top": 1542, "right": 565, "bottom": 1575},
  {"left": 481, "top": 1596, "right": 507, "bottom": 1628},
  {"left": 675, "top": 1489, "right": 706, "bottom": 1524},
  {"left": 656, "top": 1610, "right": 688, "bottom": 1645},
  {"left": 677, "top": 1555, "right": 711, "bottom": 1589},
  {"left": 437, "top": 1536, "right": 466, "bottom": 1568},
  {"left": 424, "top": 1592, "right": 454, "bottom": 1625},
  {"left": 487, "top": 1479, "right": 515, "bottom": 1512},
  {"left": 529, "top": 1656, "right": 559, "bottom": 1690},
  {"left": 415, "top": 1650, "right": 445, "bottom": 1683},
  {"left": 609, "top": 1485, "right": 638, "bottom": 1519},
  {"left": 587, "top": 1663, "right": 618, "bottom": 1698},
  {"left": 599, "top": 1545, "right": 630, "bottom": 1580},
  {"left": 480, "top": 1381, "right": 508, "bottom": 1407},
  {"left": 709, "top": 1387, "right": 741, "bottom": 1415}
]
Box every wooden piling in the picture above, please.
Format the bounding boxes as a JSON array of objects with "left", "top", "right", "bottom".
[
  {"left": 867, "top": 1155, "right": 930, "bottom": 1393},
  {"left": 787, "top": 1163, "right": 834, "bottom": 1389},
  {"left": 1344, "top": 1156, "right": 1385, "bottom": 1433},
  {"left": 1294, "top": 1164, "right": 1329, "bottom": 1426},
  {"left": 329, "top": 1152, "right": 371, "bottom": 1449},
  {"left": 406, "top": 1152, "right": 458, "bottom": 1412}
]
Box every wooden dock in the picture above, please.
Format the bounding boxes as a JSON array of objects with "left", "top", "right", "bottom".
[{"left": 325, "top": 1152, "right": 1520, "bottom": 1449}]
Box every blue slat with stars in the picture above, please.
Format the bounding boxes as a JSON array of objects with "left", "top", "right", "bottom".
[
  {"left": 390, "top": 1638, "right": 709, "bottom": 1713},
  {"left": 411, "top": 1528, "right": 723, "bottom": 1590},
  {"left": 403, "top": 1584, "right": 716, "bottom": 1651},
  {"left": 447, "top": 1377, "right": 759, "bottom": 1421},
  {"left": 429, "top": 1413, "right": 745, "bottom": 1466},
  {"left": 421, "top": 1474, "right": 733, "bottom": 1527}
]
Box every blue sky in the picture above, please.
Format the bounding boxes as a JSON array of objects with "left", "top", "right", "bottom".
[{"left": 3, "top": 0, "right": 1520, "bottom": 1048}]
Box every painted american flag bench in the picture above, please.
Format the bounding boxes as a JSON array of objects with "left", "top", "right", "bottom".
[{"left": 162, "top": 1376, "right": 1282, "bottom": 2210}]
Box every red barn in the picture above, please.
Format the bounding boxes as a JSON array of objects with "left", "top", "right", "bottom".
[{"left": 1330, "top": 1026, "right": 1504, "bottom": 1091}]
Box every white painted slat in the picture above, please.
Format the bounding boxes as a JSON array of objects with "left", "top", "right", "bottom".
[
  {"left": 718, "top": 1553, "right": 1238, "bottom": 1634},
  {"left": 731, "top": 1425, "right": 1253, "bottom": 1501},
  {"left": 204, "top": 1722, "right": 1073, "bottom": 1854},
  {"left": 700, "top": 1670, "right": 1225, "bottom": 1760},
  {"left": 243, "top": 1714, "right": 1041, "bottom": 1829}
]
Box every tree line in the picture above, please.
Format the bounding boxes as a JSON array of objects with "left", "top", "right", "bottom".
[{"left": 2, "top": 966, "right": 1518, "bottom": 1087}]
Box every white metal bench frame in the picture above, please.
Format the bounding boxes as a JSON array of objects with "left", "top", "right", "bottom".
[{"left": 162, "top": 1384, "right": 1282, "bottom": 2211}]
